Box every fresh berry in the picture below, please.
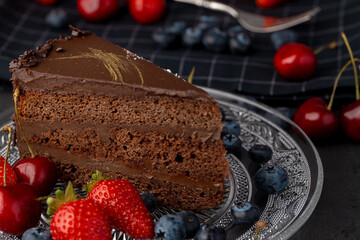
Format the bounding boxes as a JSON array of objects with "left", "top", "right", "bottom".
[
  {"left": 36, "top": 0, "right": 57, "bottom": 5},
  {"left": 195, "top": 225, "right": 226, "bottom": 240},
  {"left": 274, "top": 43, "right": 317, "bottom": 81},
  {"left": 265, "top": 106, "right": 294, "bottom": 128},
  {"left": 152, "top": 21, "right": 185, "bottom": 49},
  {"left": 86, "top": 172, "right": 154, "bottom": 239},
  {"left": 248, "top": 144, "right": 273, "bottom": 164},
  {"left": 21, "top": 227, "right": 52, "bottom": 240},
  {"left": 271, "top": 29, "right": 298, "bottom": 50},
  {"left": 50, "top": 198, "right": 112, "bottom": 240},
  {"left": 294, "top": 97, "right": 339, "bottom": 139},
  {"left": 256, "top": 0, "right": 288, "bottom": 8},
  {"left": 222, "top": 134, "right": 242, "bottom": 157},
  {"left": 14, "top": 157, "right": 58, "bottom": 197},
  {"left": 129, "top": 0, "right": 166, "bottom": 25},
  {"left": 177, "top": 211, "right": 200, "bottom": 238},
  {"left": 155, "top": 214, "right": 186, "bottom": 240},
  {"left": 338, "top": 32, "right": 360, "bottom": 141},
  {"left": 141, "top": 192, "right": 157, "bottom": 213},
  {"left": 227, "top": 25, "right": 244, "bottom": 38},
  {"left": 182, "top": 27, "right": 203, "bottom": 48},
  {"left": 340, "top": 100, "right": 360, "bottom": 141},
  {"left": 222, "top": 121, "right": 241, "bottom": 136},
  {"left": 152, "top": 29, "right": 179, "bottom": 49},
  {"left": 229, "top": 32, "right": 251, "bottom": 54},
  {"left": 0, "top": 182, "right": 41, "bottom": 235},
  {"left": 0, "top": 156, "right": 17, "bottom": 186},
  {"left": 202, "top": 27, "right": 228, "bottom": 53},
  {"left": 77, "top": 0, "right": 119, "bottom": 22},
  {"left": 275, "top": 106, "right": 294, "bottom": 119},
  {"left": 255, "top": 165, "right": 289, "bottom": 194},
  {"left": 45, "top": 9, "right": 68, "bottom": 29},
  {"left": 197, "top": 15, "right": 219, "bottom": 30},
  {"left": 168, "top": 21, "right": 187, "bottom": 35},
  {"left": 231, "top": 202, "right": 261, "bottom": 224}
]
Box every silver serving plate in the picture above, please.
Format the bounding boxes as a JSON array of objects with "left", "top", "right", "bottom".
[{"left": 0, "top": 88, "right": 323, "bottom": 240}]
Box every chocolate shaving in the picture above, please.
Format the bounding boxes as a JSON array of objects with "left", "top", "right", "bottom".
[
  {"left": 9, "top": 26, "right": 92, "bottom": 70},
  {"left": 69, "top": 25, "right": 92, "bottom": 38},
  {"left": 9, "top": 50, "right": 39, "bottom": 69},
  {"left": 36, "top": 43, "right": 52, "bottom": 58}
]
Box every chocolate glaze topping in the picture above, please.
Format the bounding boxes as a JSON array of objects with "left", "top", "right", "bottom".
[{"left": 10, "top": 27, "right": 215, "bottom": 102}]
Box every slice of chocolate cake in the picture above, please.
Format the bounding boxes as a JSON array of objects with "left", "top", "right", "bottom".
[{"left": 9, "top": 27, "right": 229, "bottom": 210}]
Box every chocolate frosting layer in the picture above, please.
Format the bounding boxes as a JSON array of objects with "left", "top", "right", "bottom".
[{"left": 10, "top": 29, "right": 215, "bottom": 102}]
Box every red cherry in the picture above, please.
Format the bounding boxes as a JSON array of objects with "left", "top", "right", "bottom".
[
  {"left": 77, "top": 0, "right": 119, "bottom": 22},
  {"left": 340, "top": 100, "right": 360, "bottom": 141},
  {"left": 13, "top": 157, "right": 58, "bottom": 197},
  {"left": 36, "top": 0, "right": 57, "bottom": 5},
  {"left": 256, "top": 0, "right": 288, "bottom": 8},
  {"left": 294, "top": 97, "right": 339, "bottom": 139},
  {"left": 0, "top": 183, "right": 41, "bottom": 235},
  {"left": 274, "top": 43, "right": 317, "bottom": 81},
  {"left": 129, "top": 0, "right": 166, "bottom": 25}
]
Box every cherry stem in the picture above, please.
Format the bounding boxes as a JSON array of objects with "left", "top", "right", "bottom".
[
  {"left": 13, "top": 88, "right": 35, "bottom": 158},
  {"left": 2, "top": 126, "right": 12, "bottom": 186},
  {"left": 254, "top": 220, "right": 266, "bottom": 240},
  {"left": 341, "top": 32, "right": 359, "bottom": 100},
  {"left": 327, "top": 58, "right": 360, "bottom": 110},
  {"left": 313, "top": 40, "right": 338, "bottom": 55},
  {"left": 188, "top": 67, "right": 195, "bottom": 84}
]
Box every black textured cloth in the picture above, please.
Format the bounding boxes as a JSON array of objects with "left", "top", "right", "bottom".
[{"left": 0, "top": 0, "right": 359, "bottom": 103}]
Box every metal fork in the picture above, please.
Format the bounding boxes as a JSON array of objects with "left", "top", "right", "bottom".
[{"left": 173, "top": 0, "right": 321, "bottom": 33}]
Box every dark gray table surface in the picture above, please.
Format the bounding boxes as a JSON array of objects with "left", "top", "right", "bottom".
[{"left": 0, "top": 89, "right": 359, "bottom": 239}]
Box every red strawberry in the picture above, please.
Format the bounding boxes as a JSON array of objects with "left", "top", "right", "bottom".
[
  {"left": 48, "top": 182, "right": 112, "bottom": 240},
  {"left": 86, "top": 172, "right": 155, "bottom": 239},
  {"left": 0, "top": 156, "right": 18, "bottom": 186}
]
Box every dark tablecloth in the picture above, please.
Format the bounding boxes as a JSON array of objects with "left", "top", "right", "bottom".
[{"left": 1, "top": 0, "right": 360, "bottom": 103}]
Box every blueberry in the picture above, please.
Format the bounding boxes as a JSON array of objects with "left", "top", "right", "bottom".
[
  {"left": 255, "top": 165, "right": 289, "bottom": 194},
  {"left": 182, "top": 27, "right": 203, "bottom": 48},
  {"left": 195, "top": 225, "right": 226, "bottom": 240},
  {"left": 45, "top": 9, "right": 68, "bottom": 29},
  {"left": 197, "top": 15, "right": 219, "bottom": 30},
  {"left": 227, "top": 25, "right": 244, "bottom": 38},
  {"left": 248, "top": 144, "right": 273, "bottom": 164},
  {"left": 152, "top": 30, "right": 179, "bottom": 49},
  {"left": 177, "top": 211, "right": 200, "bottom": 238},
  {"left": 229, "top": 32, "right": 251, "bottom": 54},
  {"left": 152, "top": 21, "right": 186, "bottom": 49},
  {"left": 21, "top": 227, "right": 52, "bottom": 240},
  {"left": 141, "top": 192, "right": 157, "bottom": 213},
  {"left": 265, "top": 107, "right": 294, "bottom": 128},
  {"left": 167, "top": 21, "right": 187, "bottom": 35},
  {"left": 222, "top": 134, "right": 242, "bottom": 157},
  {"left": 275, "top": 107, "right": 294, "bottom": 120},
  {"left": 202, "top": 27, "right": 228, "bottom": 53},
  {"left": 222, "top": 121, "right": 241, "bottom": 136},
  {"left": 270, "top": 29, "right": 298, "bottom": 50},
  {"left": 231, "top": 202, "right": 260, "bottom": 224},
  {"left": 155, "top": 214, "right": 186, "bottom": 240}
]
